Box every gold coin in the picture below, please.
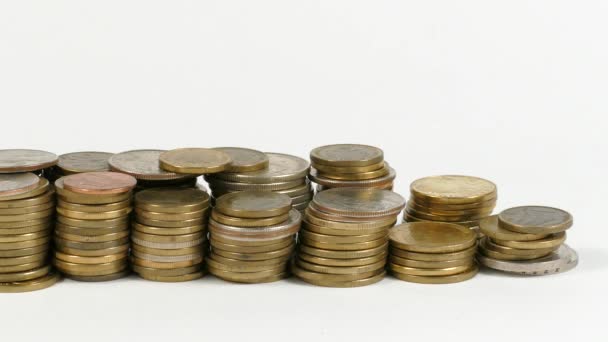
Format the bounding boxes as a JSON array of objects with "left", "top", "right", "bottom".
[
  {"left": 212, "top": 243, "right": 295, "bottom": 261},
  {"left": 0, "top": 252, "right": 47, "bottom": 266},
  {"left": 135, "top": 187, "right": 209, "bottom": 213},
  {"left": 131, "top": 256, "right": 203, "bottom": 269},
  {"left": 54, "top": 251, "right": 127, "bottom": 264},
  {"left": 0, "top": 149, "right": 58, "bottom": 173},
  {"left": 209, "top": 253, "right": 291, "bottom": 267},
  {"left": 132, "top": 264, "right": 202, "bottom": 277},
  {"left": 0, "top": 259, "right": 47, "bottom": 273},
  {"left": 405, "top": 207, "right": 490, "bottom": 222},
  {"left": 55, "top": 177, "right": 132, "bottom": 204},
  {"left": 388, "top": 262, "right": 470, "bottom": 276},
  {"left": 390, "top": 244, "right": 477, "bottom": 262},
  {"left": 492, "top": 232, "right": 566, "bottom": 250},
  {"left": 209, "top": 233, "right": 292, "bottom": 247},
  {"left": 304, "top": 209, "right": 396, "bottom": 230},
  {"left": 309, "top": 167, "right": 396, "bottom": 189},
  {"left": 310, "top": 144, "right": 384, "bottom": 167},
  {"left": 312, "top": 188, "right": 405, "bottom": 218},
  {"left": 389, "top": 222, "right": 476, "bottom": 253},
  {"left": 159, "top": 148, "right": 232, "bottom": 174},
  {"left": 0, "top": 201, "right": 54, "bottom": 215},
  {"left": 298, "top": 251, "right": 387, "bottom": 267},
  {"left": 312, "top": 161, "right": 385, "bottom": 174},
  {"left": 0, "top": 188, "right": 54, "bottom": 209},
  {"left": 57, "top": 215, "right": 129, "bottom": 229},
  {"left": 306, "top": 204, "right": 398, "bottom": 223},
  {"left": 109, "top": 149, "right": 194, "bottom": 181},
  {"left": 497, "top": 206, "right": 573, "bottom": 234},
  {"left": 295, "top": 268, "right": 385, "bottom": 287},
  {"left": 54, "top": 236, "right": 129, "bottom": 250},
  {"left": 137, "top": 270, "right": 204, "bottom": 282},
  {"left": 299, "top": 229, "right": 387, "bottom": 244},
  {"left": 299, "top": 242, "right": 388, "bottom": 259},
  {"left": 57, "top": 198, "right": 131, "bottom": 213},
  {"left": 296, "top": 257, "right": 385, "bottom": 275},
  {"left": 0, "top": 272, "right": 60, "bottom": 293},
  {"left": 215, "top": 191, "right": 292, "bottom": 218},
  {"left": 56, "top": 206, "right": 132, "bottom": 220},
  {"left": 479, "top": 215, "right": 549, "bottom": 241},
  {"left": 136, "top": 216, "right": 205, "bottom": 228},
  {"left": 479, "top": 239, "right": 552, "bottom": 260},
  {"left": 409, "top": 197, "right": 497, "bottom": 211},
  {"left": 54, "top": 244, "right": 129, "bottom": 257},
  {"left": 135, "top": 208, "right": 207, "bottom": 222},
  {"left": 0, "top": 244, "right": 48, "bottom": 257},
  {"left": 0, "top": 265, "right": 50, "bottom": 282},
  {"left": 318, "top": 164, "right": 389, "bottom": 181},
  {"left": 389, "top": 255, "right": 474, "bottom": 269},
  {"left": 55, "top": 230, "right": 129, "bottom": 243},
  {"left": 207, "top": 257, "right": 288, "bottom": 273},
  {"left": 302, "top": 221, "right": 393, "bottom": 237},
  {"left": 210, "top": 237, "right": 293, "bottom": 253},
  {"left": 54, "top": 259, "right": 128, "bottom": 276},
  {"left": 207, "top": 178, "right": 305, "bottom": 191},
  {"left": 300, "top": 236, "right": 388, "bottom": 251},
  {"left": 211, "top": 210, "right": 289, "bottom": 228},
  {"left": 55, "top": 222, "right": 127, "bottom": 236},
  {"left": 0, "top": 208, "right": 53, "bottom": 222},
  {"left": 410, "top": 175, "right": 497, "bottom": 204},
  {"left": 131, "top": 230, "right": 204, "bottom": 243},
  {"left": 391, "top": 264, "right": 478, "bottom": 284},
  {"left": 66, "top": 269, "right": 130, "bottom": 282},
  {"left": 132, "top": 221, "right": 205, "bottom": 236},
  {"left": 0, "top": 231, "right": 49, "bottom": 243},
  {"left": 207, "top": 265, "right": 287, "bottom": 283},
  {"left": 292, "top": 261, "right": 384, "bottom": 281},
  {"left": 207, "top": 152, "right": 309, "bottom": 184},
  {"left": 213, "top": 147, "right": 269, "bottom": 173},
  {"left": 131, "top": 243, "right": 203, "bottom": 256},
  {"left": 407, "top": 200, "right": 494, "bottom": 217},
  {"left": 57, "top": 151, "right": 113, "bottom": 174},
  {"left": 131, "top": 236, "right": 205, "bottom": 250},
  {"left": 275, "top": 182, "right": 312, "bottom": 197},
  {"left": 403, "top": 212, "right": 481, "bottom": 228},
  {"left": 62, "top": 171, "right": 136, "bottom": 195},
  {"left": 0, "top": 236, "right": 50, "bottom": 250},
  {"left": 483, "top": 238, "right": 557, "bottom": 257}
]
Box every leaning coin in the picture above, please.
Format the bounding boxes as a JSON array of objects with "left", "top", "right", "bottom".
[
  {"left": 159, "top": 148, "right": 232, "bottom": 174},
  {"left": 483, "top": 238, "right": 558, "bottom": 257},
  {"left": 479, "top": 216, "right": 549, "bottom": 241},
  {"left": 211, "top": 210, "right": 289, "bottom": 227},
  {"left": 498, "top": 206, "right": 573, "bottom": 234},
  {"left": 312, "top": 160, "right": 386, "bottom": 174},
  {"left": 0, "top": 188, "right": 54, "bottom": 208},
  {"left": 389, "top": 222, "right": 476, "bottom": 253},
  {"left": 109, "top": 149, "right": 194, "bottom": 181},
  {"left": 308, "top": 167, "right": 396, "bottom": 188},
  {"left": 318, "top": 164, "right": 389, "bottom": 181},
  {"left": 214, "top": 147, "right": 269, "bottom": 173},
  {"left": 410, "top": 175, "right": 497, "bottom": 204},
  {"left": 208, "top": 153, "right": 309, "bottom": 184},
  {"left": 0, "top": 272, "right": 60, "bottom": 293}
]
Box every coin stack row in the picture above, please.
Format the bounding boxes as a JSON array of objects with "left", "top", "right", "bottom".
[
  {"left": 47, "top": 151, "right": 114, "bottom": 182},
  {"left": 308, "top": 144, "right": 396, "bottom": 191},
  {"left": 388, "top": 222, "right": 479, "bottom": 284},
  {"left": 205, "top": 151, "right": 312, "bottom": 214},
  {"left": 53, "top": 172, "right": 136, "bottom": 281},
  {"left": 404, "top": 175, "right": 497, "bottom": 238},
  {"left": 477, "top": 206, "right": 577, "bottom": 275},
  {"left": 207, "top": 191, "right": 300, "bottom": 283},
  {"left": 130, "top": 187, "right": 209, "bottom": 282},
  {"left": 292, "top": 188, "right": 405, "bottom": 287}
]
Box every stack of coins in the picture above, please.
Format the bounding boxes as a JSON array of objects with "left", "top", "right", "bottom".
[
  {"left": 47, "top": 151, "right": 113, "bottom": 182},
  {"left": 205, "top": 152, "right": 312, "bottom": 214},
  {"left": 109, "top": 150, "right": 197, "bottom": 190},
  {"left": 131, "top": 187, "right": 210, "bottom": 282},
  {"left": 388, "top": 222, "right": 478, "bottom": 284},
  {"left": 53, "top": 172, "right": 136, "bottom": 281},
  {"left": 405, "top": 175, "right": 497, "bottom": 238},
  {"left": 478, "top": 206, "right": 577, "bottom": 275},
  {"left": 0, "top": 173, "right": 59, "bottom": 292},
  {"left": 308, "top": 144, "right": 396, "bottom": 191},
  {"left": 292, "top": 188, "right": 405, "bottom": 287},
  {"left": 0, "top": 149, "right": 58, "bottom": 180},
  {"left": 207, "top": 191, "right": 300, "bottom": 283}
]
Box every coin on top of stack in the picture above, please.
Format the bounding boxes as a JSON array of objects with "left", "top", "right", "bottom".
[
  {"left": 478, "top": 206, "right": 577, "bottom": 276},
  {"left": 53, "top": 171, "right": 136, "bottom": 281},
  {"left": 205, "top": 152, "right": 312, "bottom": 214},
  {"left": 207, "top": 191, "right": 300, "bottom": 283},
  {"left": 0, "top": 149, "right": 58, "bottom": 181},
  {"left": 308, "top": 144, "right": 395, "bottom": 192},
  {"left": 131, "top": 187, "right": 210, "bottom": 282},
  {"left": 0, "top": 172, "right": 59, "bottom": 292},
  {"left": 293, "top": 188, "right": 405, "bottom": 287},
  {"left": 405, "top": 175, "right": 497, "bottom": 238},
  {"left": 48, "top": 151, "right": 113, "bottom": 182},
  {"left": 109, "top": 149, "right": 198, "bottom": 190},
  {"left": 388, "top": 222, "right": 478, "bottom": 284}
]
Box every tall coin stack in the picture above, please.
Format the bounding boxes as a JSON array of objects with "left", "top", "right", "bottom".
[
  {"left": 308, "top": 144, "right": 396, "bottom": 192},
  {"left": 0, "top": 173, "right": 59, "bottom": 292},
  {"left": 478, "top": 206, "right": 577, "bottom": 275},
  {"left": 405, "top": 175, "right": 497, "bottom": 238},
  {"left": 388, "top": 222, "right": 478, "bottom": 284},
  {"left": 131, "top": 187, "right": 210, "bottom": 282},
  {"left": 205, "top": 152, "right": 312, "bottom": 214},
  {"left": 53, "top": 172, "right": 136, "bottom": 281},
  {"left": 207, "top": 191, "right": 300, "bottom": 283},
  {"left": 48, "top": 151, "right": 114, "bottom": 182},
  {"left": 293, "top": 188, "right": 405, "bottom": 287}
]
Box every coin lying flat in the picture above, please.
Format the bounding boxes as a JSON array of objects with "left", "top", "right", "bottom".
[
  {"left": 0, "top": 272, "right": 60, "bottom": 293},
  {"left": 57, "top": 152, "right": 113, "bottom": 174},
  {"left": 389, "top": 222, "right": 477, "bottom": 253},
  {"left": 215, "top": 191, "right": 292, "bottom": 218},
  {"left": 214, "top": 147, "right": 269, "bottom": 173},
  {"left": 478, "top": 244, "right": 578, "bottom": 275},
  {"left": 109, "top": 150, "right": 193, "bottom": 181},
  {"left": 62, "top": 172, "right": 137, "bottom": 195},
  {"left": 209, "top": 153, "right": 309, "bottom": 184},
  {"left": 308, "top": 167, "right": 396, "bottom": 188},
  {"left": 318, "top": 164, "right": 389, "bottom": 181},
  {"left": 498, "top": 206, "right": 573, "bottom": 234},
  {"left": 410, "top": 175, "right": 497, "bottom": 204},
  {"left": 159, "top": 148, "right": 232, "bottom": 174},
  {"left": 310, "top": 144, "right": 384, "bottom": 167},
  {"left": 0, "top": 173, "right": 41, "bottom": 197},
  {"left": 492, "top": 231, "right": 566, "bottom": 250},
  {"left": 479, "top": 216, "right": 549, "bottom": 241},
  {"left": 390, "top": 244, "right": 477, "bottom": 262},
  {"left": 312, "top": 188, "right": 405, "bottom": 218},
  {"left": 0, "top": 149, "right": 58, "bottom": 173},
  {"left": 211, "top": 210, "right": 289, "bottom": 227},
  {"left": 135, "top": 187, "right": 209, "bottom": 213},
  {"left": 391, "top": 265, "right": 479, "bottom": 284}
]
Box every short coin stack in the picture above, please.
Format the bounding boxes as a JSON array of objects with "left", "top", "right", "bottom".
[
  {"left": 478, "top": 206, "right": 577, "bottom": 275},
  {"left": 48, "top": 151, "right": 113, "bottom": 182},
  {"left": 131, "top": 187, "right": 210, "bottom": 282},
  {"left": 405, "top": 175, "right": 497, "bottom": 238},
  {"left": 207, "top": 191, "right": 300, "bottom": 283},
  {"left": 308, "top": 144, "right": 396, "bottom": 192},
  {"left": 53, "top": 172, "right": 136, "bottom": 281},
  {"left": 0, "top": 173, "right": 59, "bottom": 292},
  {"left": 293, "top": 188, "right": 405, "bottom": 287},
  {"left": 388, "top": 222, "right": 478, "bottom": 284},
  {"left": 205, "top": 152, "right": 312, "bottom": 214}
]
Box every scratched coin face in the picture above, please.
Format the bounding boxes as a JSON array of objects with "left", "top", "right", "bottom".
[
  {"left": 0, "top": 149, "right": 58, "bottom": 173},
  {"left": 498, "top": 206, "right": 573, "bottom": 234},
  {"left": 312, "top": 188, "right": 405, "bottom": 218},
  {"left": 310, "top": 144, "right": 384, "bottom": 167},
  {"left": 410, "top": 175, "right": 497, "bottom": 204},
  {"left": 159, "top": 148, "right": 232, "bottom": 174},
  {"left": 109, "top": 150, "right": 193, "bottom": 181},
  {"left": 57, "top": 152, "right": 113, "bottom": 174},
  {"left": 208, "top": 153, "right": 309, "bottom": 184},
  {"left": 213, "top": 147, "right": 269, "bottom": 173}
]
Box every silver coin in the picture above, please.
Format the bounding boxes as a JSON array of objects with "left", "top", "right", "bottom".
[
  {"left": 478, "top": 244, "right": 578, "bottom": 276},
  {"left": 207, "top": 153, "right": 309, "bottom": 184},
  {"left": 209, "top": 209, "right": 301, "bottom": 237},
  {"left": 309, "top": 166, "right": 396, "bottom": 187},
  {"left": 0, "top": 149, "right": 58, "bottom": 173},
  {"left": 312, "top": 187, "right": 405, "bottom": 218}
]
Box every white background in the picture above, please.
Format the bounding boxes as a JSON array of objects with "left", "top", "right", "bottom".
[{"left": 1, "top": 1, "right": 606, "bottom": 341}]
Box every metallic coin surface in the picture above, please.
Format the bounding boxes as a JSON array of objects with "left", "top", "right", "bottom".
[
  {"left": 208, "top": 153, "right": 309, "bottom": 184},
  {"left": 492, "top": 231, "right": 566, "bottom": 250},
  {"left": 57, "top": 207, "right": 131, "bottom": 220},
  {"left": 296, "top": 257, "right": 385, "bottom": 275},
  {"left": 57, "top": 199, "right": 131, "bottom": 213},
  {"left": 391, "top": 265, "right": 478, "bottom": 284},
  {"left": 0, "top": 208, "right": 53, "bottom": 222},
  {"left": 0, "top": 245, "right": 49, "bottom": 258},
  {"left": 390, "top": 255, "right": 474, "bottom": 269},
  {"left": 62, "top": 171, "right": 137, "bottom": 195},
  {"left": 310, "top": 144, "right": 384, "bottom": 167},
  {"left": 137, "top": 270, "right": 204, "bottom": 282},
  {"left": 57, "top": 152, "right": 113, "bottom": 174},
  {"left": 0, "top": 265, "right": 50, "bottom": 282},
  {"left": 483, "top": 238, "right": 558, "bottom": 257},
  {"left": 304, "top": 210, "right": 396, "bottom": 230},
  {"left": 210, "top": 233, "right": 292, "bottom": 246},
  {"left": 300, "top": 236, "right": 387, "bottom": 251},
  {"left": 66, "top": 270, "right": 130, "bottom": 282},
  {"left": 57, "top": 215, "right": 128, "bottom": 229},
  {"left": 319, "top": 164, "right": 389, "bottom": 181},
  {"left": 312, "top": 161, "right": 385, "bottom": 174},
  {"left": 214, "top": 147, "right": 269, "bottom": 173},
  {"left": 207, "top": 178, "right": 305, "bottom": 191},
  {"left": 299, "top": 230, "right": 387, "bottom": 244},
  {"left": 409, "top": 198, "right": 497, "bottom": 211},
  {"left": 0, "top": 178, "right": 50, "bottom": 202},
  {"left": 215, "top": 191, "right": 292, "bottom": 218},
  {"left": 478, "top": 244, "right": 578, "bottom": 275},
  {"left": 109, "top": 150, "right": 193, "bottom": 181},
  {"left": 479, "top": 238, "right": 553, "bottom": 261},
  {"left": 479, "top": 216, "right": 549, "bottom": 241},
  {"left": 212, "top": 243, "right": 295, "bottom": 261},
  {"left": 135, "top": 187, "right": 209, "bottom": 213},
  {"left": 298, "top": 251, "right": 387, "bottom": 267},
  {"left": 54, "top": 244, "right": 129, "bottom": 257},
  {"left": 294, "top": 265, "right": 385, "bottom": 287},
  {"left": 135, "top": 216, "right": 204, "bottom": 228},
  {"left": 210, "top": 237, "right": 293, "bottom": 253},
  {"left": 0, "top": 272, "right": 60, "bottom": 293},
  {"left": 132, "top": 264, "right": 202, "bottom": 277},
  {"left": 299, "top": 242, "right": 388, "bottom": 259},
  {"left": 0, "top": 149, "right": 58, "bottom": 173},
  {"left": 389, "top": 262, "right": 471, "bottom": 276},
  {"left": 131, "top": 222, "right": 204, "bottom": 236},
  {"left": 0, "top": 201, "right": 54, "bottom": 215},
  {"left": 0, "top": 173, "right": 40, "bottom": 196},
  {"left": 498, "top": 206, "right": 573, "bottom": 234},
  {"left": 131, "top": 244, "right": 203, "bottom": 256},
  {"left": 209, "top": 253, "right": 290, "bottom": 268},
  {"left": 135, "top": 208, "right": 206, "bottom": 221},
  {"left": 211, "top": 210, "right": 288, "bottom": 227},
  {"left": 312, "top": 188, "right": 405, "bottom": 218},
  {"left": 0, "top": 189, "right": 54, "bottom": 209},
  {"left": 308, "top": 167, "right": 396, "bottom": 188},
  {"left": 390, "top": 244, "right": 477, "bottom": 262},
  {"left": 56, "top": 177, "right": 132, "bottom": 204},
  {"left": 389, "top": 222, "right": 477, "bottom": 253},
  {"left": 209, "top": 209, "right": 301, "bottom": 238},
  {"left": 159, "top": 148, "right": 232, "bottom": 174},
  {"left": 410, "top": 175, "right": 497, "bottom": 204},
  {"left": 405, "top": 207, "right": 490, "bottom": 222}
]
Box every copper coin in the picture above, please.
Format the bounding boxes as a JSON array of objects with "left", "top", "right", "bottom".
[
  {"left": 62, "top": 171, "right": 137, "bottom": 195},
  {"left": 57, "top": 151, "right": 113, "bottom": 174},
  {"left": 108, "top": 149, "right": 193, "bottom": 181},
  {"left": 0, "top": 173, "right": 40, "bottom": 197},
  {"left": 0, "top": 149, "right": 58, "bottom": 173}
]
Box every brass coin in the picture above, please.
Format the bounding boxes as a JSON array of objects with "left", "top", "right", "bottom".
[
  {"left": 63, "top": 171, "right": 137, "bottom": 195},
  {"left": 292, "top": 260, "right": 384, "bottom": 280},
  {"left": 211, "top": 210, "right": 289, "bottom": 227},
  {"left": 0, "top": 259, "right": 47, "bottom": 273},
  {"left": 409, "top": 197, "right": 497, "bottom": 211},
  {"left": 131, "top": 256, "right": 203, "bottom": 269},
  {"left": 0, "top": 173, "right": 40, "bottom": 197},
  {"left": 57, "top": 215, "right": 129, "bottom": 229},
  {"left": 57, "top": 198, "right": 131, "bottom": 213},
  {"left": 492, "top": 232, "right": 566, "bottom": 250},
  {"left": 403, "top": 212, "right": 481, "bottom": 228},
  {"left": 0, "top": 149, "right": 58, "bottom": 173},
  {"left": 290, "top": 192, "right": 313, "bottom": 204},
  {"left": 215, "top": 191, "right": 292, "bottom": 218},
  {"left": 298, "top": 251, "right": 387, "bottom": 267},
  {"left": 54, "top": 236, "right": 129, "bottom": 250},
  {"left": 479, "top": 239, "right": 552, "bottom": 260},
  {"left": 209, "top": 233, "right": 292, "bottom": 247},
  {"left": 294, "top": 267, "right": 385, "bottom": 287},
  {"left": 0, "top": 252, "right": 47, "bottom": 266},
  {"left": 138, "top": 270, "right": 204, "bottom": 282},
  {"left": 391, "top": 265, "right": 478, "bottom": 284},
  {"left": 390, "top": 244, "right": 477, "bottom": 262},
  {"left": 214, "top": 147, "right": 269, "bottom": 173},
  {"left": 54, "top": 259, "right": 127, "bottom": 276},
  {"left": 0, "top": 188, "right": 54, "bottom": 208},
  {"left": 57, "top": 207, "right": 132, "bottom": 220},
  {"left": 308, "top": 167, "right": 396, "bottom": 188},
  {"left": 292, "top": 202, "right": 308, "bottom": 211},
  {"left": 135, "top": 208, "right": 207, "bottom": 221},
  {"left": 109, "top": 149, "right": 195, "bottom": 181},
  {"left": 57, "top": 151, "right": 113, "bottom": 174},
  {"left": 307, "top": 203, "right": 398, "bottom": 223},
  {"left": 0, "top": 178, "right": 51, "bottom": 202},
  {"left": 132, "top": 264, "right": 202, "bottom": 277},
  {"left": 0, "top": 231, "right": 50, "bottom": 243},
  {"left": 0, "top": 272, "right": 60, "bottom": 293},
  {"left": 410, "top": 175, "right": 497, "bottom": 204},
  {"left": 405, "top": 207, "right": 490, "bottom": 222},
  {"left": 0, "top": 244, "right": 48, "bottom": 257},
  {"left": 0, "top": 201, "right": 54, "bottom": 215},
  {"left": 54, "top": 251, "right": 127, "bottom": 264},
  {"left": 318, "top": 164, "right": 389, "bottom": 181},
  {"left": 135, "top": 187, "right": 209, "bottom": 213},
  {"left": 208, "top": 209, "right": 301, "bottom": 239},
  {"left": 0, "top": 236, "right": 50, "bottom": 250},
  {"left": 55, "top": 230, "right": 129, "bottom": 243},
  {"left": 56, "top": 177, "right": 132, "bottom": 204},
  {"left": 390, "top": 255, "right": 474, "bottom": 269},
  {"left": 136, "top": 216, "right": 205, "bottom": 228},
  {"left": 207, "top": 265, "right": 287, "bottom": 282},
  {"left": 159, "top": 148, "right": 232, "bottom": 174},
  {"left": 302, "top": 220, "right": 393, "bottom": 237},
  {"left": 207, "top": 257, "right": 288, "bottom": 273},
  {"left": 296, "top": 257, "right": 385, "bottom": 275},
  {"left": 131, "top": 244, "right": 203, "bottom": 256},
  {"left": 54, "top": 244, "right": 129, "bottom": 257},
  {"left": 304, "top": 209, "right": 396, "bottom": 230},
  {"left": 300, "top": 236, "right": 388, "bottom": 251},
  {"left": 0, "top": 220, "right": 51, "bottom": 235},
  {"left": 483, "top": 238, "right": 558, "bottom": 257},
  {"left": 210, "top": 237, "right": 293, "bottom": 253},
  {"left": 310, "top": 144, "right": 383, "bottom": 167},
  {"left": 212, "top": 243, "right": 295, "bottom": 261},
  {"left": 0, "top": 208, "right": 53, "bottom": 222},
  {"left": 389, "top": 222, "right": 477, "bottom": 253},
  {"left": 207, "top": 178, "right": 305, "bottom": 191},
  {"left": 298, "top": 242, "right": 388, "bottom": 259},
  {"left": 66, "top": 269, "right": 130, "bottom": 282},
  {"left": 312, "top": 161, "right": 385, "bottom": 174},
  {"left": 299, "top": 229, "right": 387, "bottom": 244},
  {"left": 131, "top": 237, "right": 205, "bottom": 250},
  {"left": 132, "top": 230, "right": 204, "bottom": 243},
  {"left": 275, "top": 182, "right": 312, "bottom": 197},
  {"left": 312, "top": 188, "right": 405, "bottom": 218},
  {"left": 407, "top": 201, "right": 494, "bottom": 217},
  {"left": 208, "top": 152, "right": 309, "bottom": 184},
  {"left": 209, "top": 253, "right": 291, "bottom": 267},
  {"left": 498, "top": 206, "right": 573, "bottom": 234},
  {"left": 389, "top": 262, "right": 470, "bottom": 276},
  {"left": 132, "top": 221, "right": 205, "bottom": 236},
  {"left": 131, "top": 250, "right": 203, "bottom": 263},
  {"left": 0, "top": 265, "right": 50, "bottom": 282},
  {"left": 479, "top": 215, "right": 549, "bottom": 241}
]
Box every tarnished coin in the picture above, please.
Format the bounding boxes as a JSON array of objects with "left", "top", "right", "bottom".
[
  {"left": 0, "top": 272, "right": 60, "bottom": 293},
  {"left": 57, "top": 206, "right": 131, "bottom": 220},
  {"left": 206, "top": 257, "right": 288, "bottom": 273},
  {"left": 0, "top": 245, "right": 48, "bottom": 258},
  {"left": 54, "top": 244, "right": 129, "bottom": 257},
  {"left": 215, "top": 191, "right": 292, "bottom": 218},
  {"left": 479, "top": 215, "right": 549, "bottom": 241},
  {"left": 159, "top": 148, "right": 232, "bottom": 174},
  {"left": 57, "top": 152, "right": 113, "bottom": 174},
  {"left": 478, "top": 244, "right": 578, "bottom": 275},
  {"left": 479, "top": 238, "right": 553, "bottom": 261},
  {"left": 62, "top": 171, "right": 137, "bottom": 195},
  {"left": 54, "top": 251, "right": 127, "bottom": 264},
  {"left": 208, "top": 266, "right": 288, "bottom": 284},
  {"left": 212, "top": 243, "right": 295, "bottom": 261},
  {"left": 207, "top": 178, "right": 305, "bottom": 191},
  {"left": 409, "top": 198, "right": 497, "bottom": 211},
  {"left": 214, "top": 147, "right": 269, "bottom": 173},
  {"left": 131, "top": 244, "right": 203, "bottom": 257},
  {"left": 132, "top": 264, "right": 202, "bottom": 277},
  {"left": 296, "top": 257, "right": 385, "bottom": 275},
  {"left": 131, "top": 222, "right": 205, "bottom": 236},
  {"left": 310, "top": 144, "right": 384, "bottom": 167},
  {"left": 0, "top": 149, "right": 58, "bottom": 173},
  {"left": 300, "top": 230, "right": 387, "bottom": 244},
  {"left": 57, "top": 215, "right": 129, "bottom": 229},
  {"left": 135, "top": 187, "right": 209, "bottom": 213},
  {"left": 136, "top": 216, "right": 204, "bottom": 228},
  {"left": 210, "top": 237, "right": 293, "bottom": 253},
  {"left": 0, "top": 173, "right": 40, "bottom": 197},
  {"left": 134, "top": 208, "right": 206, "bottom": 221},
  {"left": 293, "top": 264, "right": 385, "bottom": 287},
  {"left": 298, "top": 251, "right": 387, "bottom": 267},
  {"left": 391, "top": 265, "right": 478, "bottom": 284},
  {"left": 109, "top": 150, "right": 194, "bottom": 181},
  {"left": 0, "top": 208, "right": 54, "bottom": 222},
  {"left": 312, "top": 188, "right": 405, "bottom": 218},
  {"left": 389, "top": 222, "right": 476, "bottom": 253},
  {"left": 410, "top": 175, "right": 497, "bottom": 204},
  {"left": 498, "top": 206, "right": 573, "bottom": 234},
  {"left": 0, "top": 201, "right": 54, "bottom": 215},
  {"left": 298, "top": 242, "right": 388, "bottom": 259},
  {"left": 300, "top": 236, "right": 388, "bottom": 251},
  {"left": 208, "top": 153, "right": 309, "bottom": 184}
]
